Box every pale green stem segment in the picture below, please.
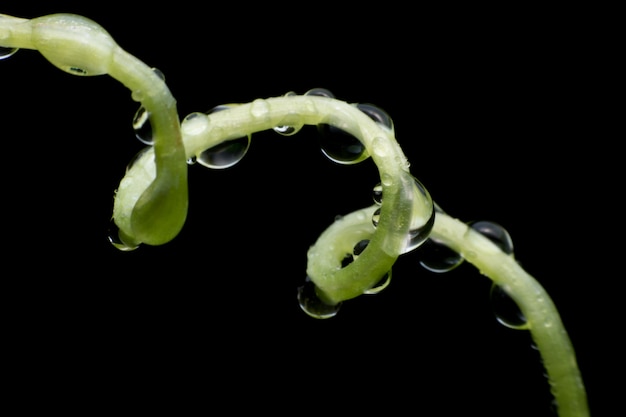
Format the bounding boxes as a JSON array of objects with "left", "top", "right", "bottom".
[
  {"left": 431, "top": 213, "right": 589, "bottom": 417},
  {"left": 0, "top": 13, "right": 188, "bottom": 246},
  {"left": 173, "top": 96, "right": 423, "bottom": 304},
  {"left": 1, "top": 12, "right": 588, "bottom": 416}
]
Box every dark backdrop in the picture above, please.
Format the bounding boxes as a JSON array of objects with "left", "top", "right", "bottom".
[{"left": 2, "top": 4, "right": 606, "bottom": 416}]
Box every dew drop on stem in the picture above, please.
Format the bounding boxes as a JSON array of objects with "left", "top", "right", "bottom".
[
  {"left": 132, "top": 105, "right": 153, "bottom": 145},
  {"left": 0, "top": 46, "right": 18, "bottom": 60},
  {"left": 297, "top": 277, "right": 341, "bottom": 319},
  {"left": 469, "top": 220, "right": 514, "bottom": 255},
  {"left": 107, "top": 219, "right": 139, "bottom": 252},
  {"left": 417, "top": 237, "right": 465, "bottom": 273},
  {"left": 193, "top": 105, "right": 251, "bottom": 169},
  {"left": 490, "top": 283, "right": 528, "bottom": 330}
]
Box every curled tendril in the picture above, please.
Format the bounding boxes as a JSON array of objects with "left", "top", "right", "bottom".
[
  {"left": 1, "top": 13, "right": 188, "bottom": 247},
  {"left": 0, "top": 12, "right": 589, "bottom": 417}
]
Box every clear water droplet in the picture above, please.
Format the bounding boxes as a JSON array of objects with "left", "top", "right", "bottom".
[
  {"left": 107, "top": 219, "right": 139, "bottom": 252},
  {"left": 490, "top": 283, "right": 528, "bottom": 330},
  {"left": 356, "top": 103, "right": 394, "bottom": 131},
  {"left": 304, "top": 87, "right": 335, "bottom": 98},
  {"left": 417, "top": 237, "right": 464, "bottom": 273},
  {"left": 196, "top": 136, "right": 251, "bottom": 169},
  {"left": 193, "top": 105, "right": 252, "bottom": 169},
  {"left": 181, "top": 112, "right": 210, "bottom": 136},
  {"left": 372, "top": 183, "right": 383, "bottom": 205},
  {"left": 0, "top": 46, "right": 18, "bottom": 60},
  {"left": 132, "top": 106, "right": 153, "bottom": 145},
  {"left": 152, "top": 67, "right": 165, "bottom": 81},
  {"left": 250, "top": 98, "right": 270, "bottom": 119},
  {"left": 126, "top": 147, "right": 151, "bottom": 172},
  {"left": 273, "top": 91, "right": 304, "bottom": 136},
  {"left": 469, "top": 220, "right": 514, "bottom": 255},
  {"left": 318, "top": 124, "right": 369, "bottom": 165},
  {"left": 363, "top": 270, "right": 392, "bottom": 295},
  {"left": 273, "top": 124, "right": 301, "bottom": 136},
  {"left": 297, "top": 277, "right": 341, "bottom": 319}
]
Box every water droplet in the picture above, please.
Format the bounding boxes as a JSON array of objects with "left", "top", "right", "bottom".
[
  {"left": 196, "top": 136, "right": 251, "bottom": 169},
  {"left": 305, "top": 87, "right": 335, "bottom": 98},
  {"left": 417, "top": 237, "right": 464, "bottom": 273},
  {"left": 372, "top": 176, "right": 435, "bottom": 254},
  {"left": 317, "top": 101, "right": 395, "bottom": 165},
  {"left": 363, "top": 270, "right": 392, "bottom": 295},
  {"left": 297, "top": 277, "right": 341, "bottom": 319},
  {"left": 318, "top": 124, "right": 369, "bottom": 165},
  {"left": 273, "top": 124, "right": 301, "bottom": 136},
  {"left": 469, "top": 220, "right": 514, "bottom": 255},
  {"left": 126, "top": 147, "right": 151, "bottom": 172},
  {"left": 133, "top": 106, "right": 153, "bottom": 145},
  {"left": 194, "top": 105, "right": 251, "bottom": 169},
  {"left": 181, "top": 112, "right": 210, "bottom": 136},
  {"left": 273, "top": 91, "right": 304, "bottom": 136},
  {"left": 0, "top": 46, "right": 18, "bottom": 60},
  {"left": 490, "top": 283, "right": 528, "bottom": 330},
  {"left": 250, "top": 98, "right": 270, "bottom": 119},
  {"left": 372, "top": 183, "right": 383, "bottom": 205},
  {"left": 356, "top": 103, "right": 394, "bottom": 131},
  {"left": 152, "top": 67, "right": 165, "bottom": 81},
  {"left": 107, "top": 219, "right": 139, "bottom": 251}
]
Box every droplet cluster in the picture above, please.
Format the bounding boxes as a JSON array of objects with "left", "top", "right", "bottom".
[{"left": 415, "top": 215, "right": 527, "bottom": 329}]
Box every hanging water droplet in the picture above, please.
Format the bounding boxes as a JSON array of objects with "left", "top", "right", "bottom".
[
  {"left": 306, "top": 87, "right": 368, "bottom": 164},
  {"left": 273, "top": 124, "right": 301, "bottom": 136},
  {"left": 107, "top": 219, "right": 139, "bottom": 252},
  {"left": 318, "top": 124, "right": 369, "bottom": 165},
  {"left": 304, "top": 87, "right": 335, "bottom": 98},
  {"left": 132, "top": 106, "right": 153, "bottom": 145},
  {"left": 490, "top": 283, "right": 528, "bottom": 330},
  {"left": 273, "top": 91, "right": 304, "bottom": 136},
  {"left": 372, "top": 208, "right": 381, "bottom": 227},
  {"left": 363, "top": 270, "right": 392, "bottom": 295},
  {"left": 126, "top": 147, "right": 151, "bottom": 172},
  {"left": 356, "top": 103, "right": 394, "bottom": 131},
  {"left": 131, "top": 68, "right": 165, "bottom": 101},
  {"left": 0, "top": 46, "right": 19, "bottom": 60},
  {"left": 469, "top": 220, "right": 514, "bottom": 255},
  {"left": 297, "top": 277, "right": 341, "bottom": 319},
  {"left": 372, "top": 183, "right": 383, "bottom": 205},
  {"left": 152, "top": 67, "right": 165, "bottom": 81},
  {"left": 417, "top": 237, "right": 464, "bottom": 273},
  {"left": 196, "top": 136, "right": 251, "bottom": 169},
  {"left": 191, "top": 105, "right": 252, "bottom": 169}
]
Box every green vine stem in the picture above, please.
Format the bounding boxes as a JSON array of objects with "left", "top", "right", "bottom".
[{"left": 0, "top": 12, "right": 589, "bottom": 417}]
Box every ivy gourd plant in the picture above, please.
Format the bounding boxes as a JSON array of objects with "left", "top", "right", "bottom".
[{"left": 0, "top": 12, "right": 590, "bottom": 416}]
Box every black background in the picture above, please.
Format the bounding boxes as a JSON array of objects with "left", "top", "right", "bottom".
[{"left": 2, "top": 4, "right": 609, "bottom": 416}]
